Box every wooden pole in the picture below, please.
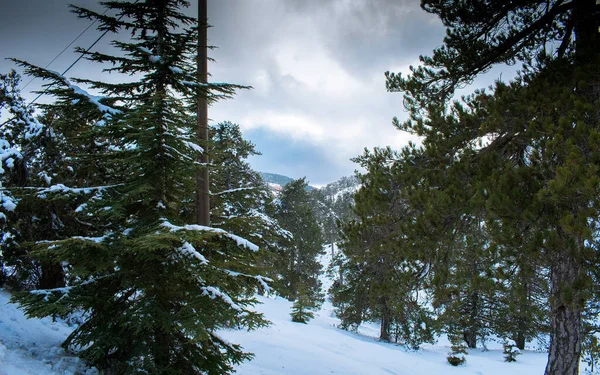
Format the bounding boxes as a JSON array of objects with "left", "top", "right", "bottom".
[{"left": 196, "top": 0, "right": 210, "bottom": 226}]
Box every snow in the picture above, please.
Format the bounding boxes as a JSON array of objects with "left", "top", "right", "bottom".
[
  {"left": 2, "top": 196, "right": 17, "bottom": 212},
  {"left": 177, "top": 241, "right": 208, "bottom": 264},
  {"left": 0, "top": 249, "right": 573, "bottom": 375},
  {"left": 0, "top": 290, "right": 97, "bottom": 375},
  {"left": 68, "top": 84, "right": 120, "bottom": 117},
  {"left": 182, "top": 140, "right": 204, "bottom": 153},
  {"left": 201, "top": 286, "right": 242, "bottom": 311},
  {"left": 220, "top": 297, "right": 549, "bottom": 375},
  {"left": 332, "top": 184, "right": 360, "bottom": 202},
  {"left": 214, "top": 187, "right": 258, "bottom": 196},
  {"left": 161, "top": 219, "right": 260, "bottom": 252}
]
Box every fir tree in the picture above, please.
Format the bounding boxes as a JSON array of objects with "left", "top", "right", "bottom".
[
  {"left": 10, "top": 1, "right": 269, "bottom": 373},
  {"left": 290, "top": 285, "right": 317, "bottom": 324}
]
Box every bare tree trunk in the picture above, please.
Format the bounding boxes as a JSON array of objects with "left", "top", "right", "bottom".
[
  {"left": 39, "top": 261, "right": 65, "bottom": 289},
  {"left": 544, "top": 249, "right": 582, "bottom": 375},
  {"left": 196, "top": 0, "right": 210, "bottom": 226},
  {"left": 380, "top": 297, "right": 391, "bottom": 342}
]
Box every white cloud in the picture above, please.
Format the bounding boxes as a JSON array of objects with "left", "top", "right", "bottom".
[{"left": 273, "top": 42, "right": 362, "bottom": 98}]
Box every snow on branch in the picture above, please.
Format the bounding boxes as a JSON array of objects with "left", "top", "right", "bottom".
[
  {"left": 224, "top": 269, "right": 272, "bottom": 293},
  {"left": 182, "top": 140, "right": 203, "bottom": 153},
  {"left": 177, "top": 241, "right": 208, "bottom": 264},
  {"left": 41, "top": 68, "right": 121, "bottom": 119},
  {"left": 213, "top": 187, "right": 259, "bottom": 196},
  {"left": 29, "top": 277, "right": 102, "bottom": 302},
  {"left": 137, "top": 46, "right": 161, "bottom": 64},
  {"left": 37, "top": 233, "right": 110, "bottom": 246},
  {"left": 201, "top": 286, "right": 242, "bottom": 311},
  {"left": 34, "top": 183, "right": 121, "bottom": 197},
  {"left": 161, "top": 219, "right": 259, "bottom": 252}
]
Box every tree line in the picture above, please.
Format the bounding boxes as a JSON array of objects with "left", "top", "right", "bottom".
[
  {"left": 332, "top": 1, "right": 600, "bottom": 374},
  {"left": 0, "top": 0, "right": 326, "bottom": 373}
]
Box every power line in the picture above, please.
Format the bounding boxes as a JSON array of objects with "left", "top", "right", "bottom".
[
  {"left": 28, "top": 2, "right": 139, "bottom": 106},
  {"left": 21, "top": 9, "right": 108, "bottom": 91}
]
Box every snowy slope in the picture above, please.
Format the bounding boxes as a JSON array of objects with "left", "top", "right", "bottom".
[
  {"left": 223, "top": 297, "right": 548, "bottom": 375},
  {"left": 0, "top": 291, "right": 97, "bottom": 375},
  {"left": 0, "top": 249, "right": 553, "bottom": 375},
  {"left": 223, "top": 246, "right": 549, "bottom": 375}
]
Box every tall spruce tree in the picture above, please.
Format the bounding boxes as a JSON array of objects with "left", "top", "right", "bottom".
[{"left": 10, "top": 1, "right": 269, "bottom": 373}]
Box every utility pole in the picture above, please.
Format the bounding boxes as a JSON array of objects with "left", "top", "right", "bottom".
[{"left": 196, "top": 0, "right": 210, "bottom": 226}]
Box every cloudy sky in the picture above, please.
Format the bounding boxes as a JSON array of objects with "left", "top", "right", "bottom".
[{"left": 0, "top": 1, "right": 516, "bottom": 185}]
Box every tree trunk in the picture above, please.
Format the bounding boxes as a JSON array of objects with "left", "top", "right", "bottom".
[
  {"left": 514, "top": 331, "right": 526, "bottom": 351},
  {"left": 463, "top": 328, "right": 477, "bottom": 349},
  {"left": 39, "top": 261, "right": 65, "bottom": 289},
  {"left": 544, "top": 249, "right": 582, "bottom": 375},
  {"left": 380, "top": 297, "right": 391, "bottom": 342}
]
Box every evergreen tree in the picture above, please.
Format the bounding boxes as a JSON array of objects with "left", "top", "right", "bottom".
[
  {"left": 503, "top": 339, "right": 521, "bottom": 362},
  {"left": 290, "top": 285, "right": 317, "bottom": 324},
  {"left": 275, "top": 178, "right": 324, "bottom": 303},
  {"left": 447, "top": 331, "right": 468, "bottom": 366},
  {"left": 209, "top": 121, "right": 290, "bottom": 293},
  {"left": 386, "top": 1, "right": 600, "bottom": 373},
  {"left": 333, "top": 147, "right": 434, "bottom": 348},
  {"left": 10, "top": 1, "right": 269, "bottom": 373}
]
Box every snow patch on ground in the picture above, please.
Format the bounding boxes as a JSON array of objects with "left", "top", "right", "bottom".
[{"left": 0, "top": 290, "right": 97, "bottom": 375}]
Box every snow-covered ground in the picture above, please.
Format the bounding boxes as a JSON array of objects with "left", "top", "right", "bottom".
[
  {"left": 0, "top": 249, "right": 553, "bottom": 375},
  {"left": 223, "top": 297, "right": 548, "bottom": 375},
  {"left": 0, "top": 291, "right": 96, "bottom": 375}
]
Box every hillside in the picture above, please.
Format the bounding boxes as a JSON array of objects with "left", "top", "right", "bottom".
[
  {"left": 0, "top": 249, "right": 556, "bottom": 375},
  {"left": 259, "top": 172, "right": 316, "bottom": 191}
]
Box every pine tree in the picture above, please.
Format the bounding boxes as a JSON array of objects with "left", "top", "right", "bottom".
[
  {"left": 275, "top": 178, "right": 324, "bottom": 304},
  {"left": 503, "top": 339, "right": 521, "bottom": 362},
  {"left": 386, "top": 2, "right": 600, "bottom": 373},
  {"left": 333, "top": 147, "right": 434, "bottom": 348},
  {"left": 10, "top": 1, "right": 269, "bottom": 373},
  {"left": 447, "top": 332, "right": 468, "bottom": 366}
]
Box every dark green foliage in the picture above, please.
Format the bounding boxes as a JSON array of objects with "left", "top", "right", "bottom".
[
  {"left": 275, "top": 178, "right": 324, "bottom": 303},
  {"left": 447, "top": 332, "right": 468, "bottom": 366},
  {"left": 332, "top": 147, "right": 434, "bottom": 348},
  {"left": 381, "top": 1, "right": 600, "bottom": 372},
  {"left": 290, "top": 286, "right": 318, "bottom": 324},
  {"left": 209, "top": 121, "right": 290, "bottom": 294},
  {"left": 503, "top": 339, "right": 521, "bottom": 362},
  {"left": 7, "top": 1, "right": 270, "bottom": 374}
]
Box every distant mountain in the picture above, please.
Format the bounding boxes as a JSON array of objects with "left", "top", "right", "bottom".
[
  {"left": 310, "top": 175, "right": 360, "bottom": 244},
  {"left": 259, "top": 172, "right": 294, "bottom": 187},
  {"left": 259, "top": 172, "right": 316, "bottom": 191}
]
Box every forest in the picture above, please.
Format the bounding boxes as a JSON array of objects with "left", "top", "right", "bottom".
[{"left": 1, "top": 1, "right": 599, "bottom": 375}]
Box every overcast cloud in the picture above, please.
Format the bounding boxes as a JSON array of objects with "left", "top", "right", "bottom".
[{"left": 1, "top": 0, "right": 449, "bottom": 185}]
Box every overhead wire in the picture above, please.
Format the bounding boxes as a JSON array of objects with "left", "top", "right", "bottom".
[
  {"left": 28, "top": 2, "right": 139, "bottom": 106},
  {"left": 21, "top": 8, "right": 108, "bottom": 91}
]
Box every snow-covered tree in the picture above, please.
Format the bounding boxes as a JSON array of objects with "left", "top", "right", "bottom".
[{"left": 12, "top": 1, "right": 269, "bottom": 373}]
